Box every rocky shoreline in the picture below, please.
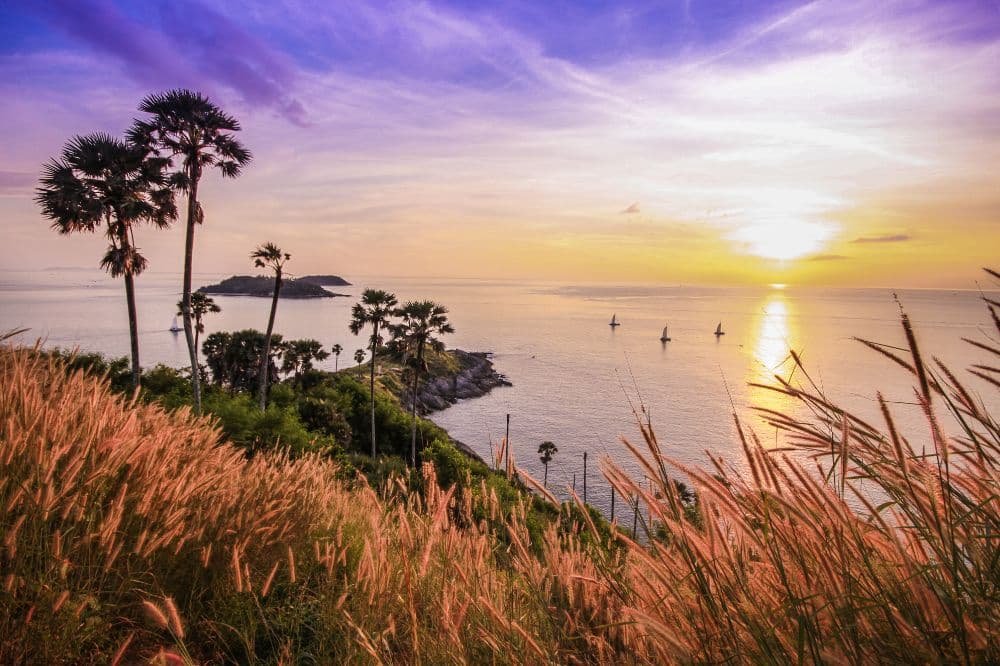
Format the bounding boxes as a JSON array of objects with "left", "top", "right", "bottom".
[{"left": 405, "top": 349, "right": 511, "bottom": 415}]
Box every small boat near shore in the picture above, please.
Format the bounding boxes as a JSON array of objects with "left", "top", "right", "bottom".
[
  {"left": 169, "top": 316, "right": 183, "bottom": 333},
  {"left": 659, "top": 324, "right": 671, "bottom": 342},
  {"left": 714, "top": 322, "right": 725, "bottom": 337},
  {"left": 609, "top": 313, "right": 620, "bottom": 327}
]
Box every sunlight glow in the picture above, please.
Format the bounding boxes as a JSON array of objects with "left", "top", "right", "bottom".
[{"left": 728, "top": 219, "right": 836, "bottom": 261}]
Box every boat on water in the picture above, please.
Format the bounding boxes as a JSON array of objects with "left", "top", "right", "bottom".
[
  {"left": 609, "top": 313, "right": 620, "bottom": 327},
  {"left": 659, "top": 324, "right": 671, "bottom": 342},
  {"left": 169, "top": 316, "right": 183, "bottom": 333},
  {"left": 714, "top": 322, "right": 725, "bottom": 337}
]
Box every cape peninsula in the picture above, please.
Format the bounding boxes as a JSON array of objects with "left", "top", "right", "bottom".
[{"left": 197, "top": 275, "right": 351, "bottom": 299}]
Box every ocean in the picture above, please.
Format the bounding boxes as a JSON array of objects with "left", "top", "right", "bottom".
[{"left": 3, "top": 269, "right": 997, "bottom": 520}]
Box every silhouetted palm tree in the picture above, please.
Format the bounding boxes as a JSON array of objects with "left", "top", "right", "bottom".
[
  {"left": 37, "top": 133, "right": 176, "bottom": 388},
  {"left": 130, "top": 89, "right": 251, "bottom": 413},
  {"left": 177, "top": 292, "right": 220, "bottom": 373},
  {"left": 331, "top": 343, "right": 343, "bottom": 372},
  {"left": 538, "top": 441, "right": 558, "bottom": 488},
  {"left": 251, "top": 242, "right": 290, "bottom": 410},
  {"left": 349, "top": 289, "right": 398, "bottom": 457},
  {"left": 353, "top": 349, "right": 366, "bottom": 365},
  {"left": 393, "top": 301, "right": 454, "bottom": 467}
]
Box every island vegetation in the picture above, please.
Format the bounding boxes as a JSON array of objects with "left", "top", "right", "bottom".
[{"left": 198, "top": 275, "right": 346, "bottom": 299}]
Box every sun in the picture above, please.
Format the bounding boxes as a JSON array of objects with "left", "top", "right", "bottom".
[{"left": 728, "top": 219, "right": 836, "bottom": 261}]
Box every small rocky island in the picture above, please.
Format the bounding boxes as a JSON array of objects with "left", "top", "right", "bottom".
[{"left": 198, "top": 275, "right": 350, "bottom": 299}]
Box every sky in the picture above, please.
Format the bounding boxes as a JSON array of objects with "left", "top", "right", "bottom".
[{"left": 1, "top": 0, "right": 998, "bottom": 287}]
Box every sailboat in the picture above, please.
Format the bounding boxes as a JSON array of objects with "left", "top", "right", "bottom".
[
  {"left": 609, "top": 313, "right": 620, "bottom": 328},
  {"left": 714, "top": 322, "right": 725, "bottom": 337},
  {"left": 169, "top": 316, "right": 183, "bottom": 333},
  {"left": 659, "top": 324, "right": 671, "bottom": 342}
]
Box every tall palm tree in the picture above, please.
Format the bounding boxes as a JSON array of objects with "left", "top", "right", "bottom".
[
  {"left": 130, "top": 89, "right": 252, "bottom": 413},
  {"left": 331, "top": 343, "right": 343, "bottom": 372},
  {"left": 349, "top": 289, "right": 398, "bottom": 457},
  {"left": 177, "top": 292, "right": 221, "bottom": 375},
  {"left": 251, "top": 243, "right": 290, "bottom": 410},
  {"left": 538, "top": 441, "right": 558, "bottom": 488},
  {"left": 37, "top": 133, "right": 176, "bottom": 388},
  {"left": 393, "top": 301, "right": 454, "bottom": 467}
]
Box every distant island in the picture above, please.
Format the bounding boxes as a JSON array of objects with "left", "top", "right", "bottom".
[
  {"left": 297, "top": 274, "right": 352, "bottom": 286},
  {"left": 197, "top": 275, "right": 350, "bottom": 299}
]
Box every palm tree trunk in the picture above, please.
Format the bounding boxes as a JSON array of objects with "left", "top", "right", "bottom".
[
  {"left": 258, "top": 271, "right": 282, "bottom": 410},
  {"left": 123, "top": 270, "right": 141, "bottom": 390},
  {"left": 410, "top": 343, "right": 423, "bottom": 468},
  {"left": 182, "top": 169, "right": 202, "bottom": 413},
  {"left": 544, "top": 462, "right": 549, "bottom": 488},
  {"left": 369, "top": 322, "right": 378, "bottom": 458}
]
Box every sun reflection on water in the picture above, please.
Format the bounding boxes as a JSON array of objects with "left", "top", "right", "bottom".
[{"left": 748, "top": 294, "right": 798, "bottom": 445}]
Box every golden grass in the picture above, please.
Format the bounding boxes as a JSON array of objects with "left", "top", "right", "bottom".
[{"left": 2, "top": 279, "right": 999, "bottom": 663}]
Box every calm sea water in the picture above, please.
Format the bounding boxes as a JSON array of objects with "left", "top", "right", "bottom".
[{"left": 3, "top": 269, "right": 997, "bottom": 519}]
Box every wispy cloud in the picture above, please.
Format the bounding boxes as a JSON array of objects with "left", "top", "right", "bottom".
[
  {"left": 0, "top": 0, "right": 997, "bottom": 283},
  {"left": 851, "top": 234, "right": 911, "bottom": 244}
]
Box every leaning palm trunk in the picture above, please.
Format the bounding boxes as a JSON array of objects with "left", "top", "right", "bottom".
[
  {"left": 257, "top": 271, "right": 282, "bottom": 410},
  {"left": 181, "top": 172, "right": 201, "bottom": 413}
]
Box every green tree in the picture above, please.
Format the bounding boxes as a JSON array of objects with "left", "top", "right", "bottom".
[
  {"left": 177, "top": 292, "right": 220, "bottom": 374},
  {"left": 37, "top": 133, "right": 176, "bottom": 388},
  {"left": 251, "top": 243, "right": 290, "bottom": 409},
  {"left": 349, "top": 289, "right": 398, "bottom": 457},
  {"left": 130, "top": 89, "right": 252, "bottom": 413},
  {"left": 282, "top": 338, "right": 329, "bottom": 385},
  {"left": 392, "top": 301, "right": 454, "bottom": 467},
  {"left": 538, "top": 441, "right": 558, "bottom": 488},
  {"left": 202, "top": 329, "right": 284, "bottom": 393},
  {"left": 331, "top": 343, "right": 343, "bottom": 372},
  {"left": 353, "top": 349, "right": 366, "bottom": 365}
]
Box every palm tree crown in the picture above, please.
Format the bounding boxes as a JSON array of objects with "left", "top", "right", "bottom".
[
  {"left": 130, "top": 89, "right": 252, "bottom": 186},
  {"left": 37, "top": 132, "right": 176, "bottom": 387},
  {"left": 350, "top": 289, "right": 398, "bottom": 457}
]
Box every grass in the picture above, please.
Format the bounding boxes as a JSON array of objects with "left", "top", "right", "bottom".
[{"left": 2, "top": 275, "right": 998, "bottom": 663}]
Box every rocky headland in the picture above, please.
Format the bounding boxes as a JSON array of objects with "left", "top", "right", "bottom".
[{"left": 406, "top": 350, "right": 511, "bottom": 414}]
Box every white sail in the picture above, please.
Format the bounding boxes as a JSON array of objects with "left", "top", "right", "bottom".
[
  {"left": 715, "top": 322, "right": 724, "bottom": 335},
  {"left": 170, "top": 316, "right": 182, "bottom": 332}
]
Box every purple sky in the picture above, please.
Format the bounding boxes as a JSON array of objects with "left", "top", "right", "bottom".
[{"left": 2, "top": 0, "right": 999, "bottom": 285}]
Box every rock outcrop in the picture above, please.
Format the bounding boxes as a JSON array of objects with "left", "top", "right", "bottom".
[{"left": 406, "top": 350, "right": 511, "bottom": 415}]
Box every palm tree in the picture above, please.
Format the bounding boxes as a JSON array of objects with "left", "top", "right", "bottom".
[
  {"left": 538, "top": 441, "right": 558, "bottom": 488},
  {"left": 349, "top": 289, "right": 398, "bottom": 457},
  {"left": 130, "top": 89, "right": 252, "bottom": 413},
  {"left": 393, "top": 301, "right": 454, "bottom": 467},
  {"left": 37, "top": 133, "right": 176, "bottom": 388},
  {"left": 251, "top": 243, "right": 290, "bottom": 410},
  {"left": 177, "top": 292, "right": 220, "bottom": 375},
  {"left": 331, "top": 343, "right": 343, "bottom": 372},
  {"left": 353, "top": 349, "right": 366, "bottom": 365}
]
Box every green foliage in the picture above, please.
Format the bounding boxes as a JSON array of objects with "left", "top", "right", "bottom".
[{"left": 202, "top": 329, "right": 283, "bottom": 393}]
